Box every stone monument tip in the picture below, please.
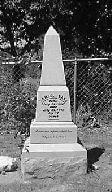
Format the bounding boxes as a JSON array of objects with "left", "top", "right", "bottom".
[{"left": 46, "top": 25, "right": 58, "bottom": 36}]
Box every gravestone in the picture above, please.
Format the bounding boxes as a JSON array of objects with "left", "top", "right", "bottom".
[{"left": 21, "top": 26, "right": 87, "bottom": 182}]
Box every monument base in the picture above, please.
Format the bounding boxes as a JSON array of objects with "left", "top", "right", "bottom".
[
  {"left": 21, "top": 140, "right": 87, "bottom": 182},
  {"left": 30, "top": 121, "right": 77, "bottom": 144}
]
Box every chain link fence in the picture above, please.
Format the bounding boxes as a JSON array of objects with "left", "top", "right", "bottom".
[
  {"left": 0, "top": 58, "right": 112, "bottom": 134},
  {"left": 0, "top": 61, "right": 41, "bottom": 134},
  {"left": 77, "top": 60, "right": 112, "bottom": 114},
  {"left": 65, "top": 59, "right": 112, "bottom": 128}
]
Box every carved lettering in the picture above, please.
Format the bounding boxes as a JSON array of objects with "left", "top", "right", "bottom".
[{"left": 40, "top": 94, "right": 68, "bottom": 120}]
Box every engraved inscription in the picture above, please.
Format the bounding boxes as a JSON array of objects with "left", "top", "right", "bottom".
[
  {"left": 35, "top": 129, "right": 73, "bottom": 140},
  {"left": 40, "top": 94, "right": 68, "bottom": 120}
]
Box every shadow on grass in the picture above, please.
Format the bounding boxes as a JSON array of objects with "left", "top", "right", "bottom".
[
  {"left": 77, "top": 137, "right": 105, "bottom": 173},
  {"left": 87, "top": 147, "right": 105, "bottom": 173}
]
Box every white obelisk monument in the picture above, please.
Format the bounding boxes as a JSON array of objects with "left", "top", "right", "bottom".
[{"left": 21, "top": 26, "right": 87, "bottom": 182}]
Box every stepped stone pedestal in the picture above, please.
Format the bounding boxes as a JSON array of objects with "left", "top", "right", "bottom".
[{"left": 21, "top": 26, "right": 87, "bottom": 182}]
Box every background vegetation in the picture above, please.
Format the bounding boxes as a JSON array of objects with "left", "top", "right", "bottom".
[
  {"left": 0, "top": 0, "right": 112, "bottom": 58},
  {"left": 0, "top": 0, "right": 112, "bottom": 135}
]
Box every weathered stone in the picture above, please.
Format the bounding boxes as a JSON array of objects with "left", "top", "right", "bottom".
[
  {"left": 23, "top": 158, "right": 86, "bottom": 181},
  {"left": 21, "top": 143, "right": 87, "bottom": 182},
  {"left": 0, "top": 156, "right": 17, "bottom": 173},
  {"left": 21, "top": 26, "right": 87, "bottom": 182}
]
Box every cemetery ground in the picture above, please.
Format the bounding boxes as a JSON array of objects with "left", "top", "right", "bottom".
[{"left": 0, "top": 119, "right": 112, "bottom": 192}]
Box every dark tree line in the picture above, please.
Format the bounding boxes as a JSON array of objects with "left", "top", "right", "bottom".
[{"left": 0, "top": 0, "right": 112, "bottom": 59}]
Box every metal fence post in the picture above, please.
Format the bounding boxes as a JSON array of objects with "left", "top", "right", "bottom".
[{"left": 73, "top": 57, "right": 77, "bottom": 124}]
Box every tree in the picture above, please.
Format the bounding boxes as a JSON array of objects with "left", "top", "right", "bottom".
[
  {"left": 1, "top": 0, "right": 112, "bottom": 133},
  {"left": 0, "top": 0, "right": 112, "bottom": 59}
]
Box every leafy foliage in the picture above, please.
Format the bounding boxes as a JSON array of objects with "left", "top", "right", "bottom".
[
  {"left": 0, "top": 62, "right": 38, "bottom": 135},
  {"left": 0, "top": 0, "right": 112, "bottom": 134},
  {"left": 0, "top": 0, "right": 112, "bottom": 58}
]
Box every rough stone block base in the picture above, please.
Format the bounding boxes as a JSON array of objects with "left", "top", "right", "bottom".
[{"left": 21, "top": 141, "right": 87, "bottom": 182}]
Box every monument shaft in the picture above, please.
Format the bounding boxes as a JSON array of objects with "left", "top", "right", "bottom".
[
  {"left": 21, "top": 26, "right": 87, "bottom": 182},
  {"left": 40, "top": 26, "right": 66, "bottom": 86}
]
